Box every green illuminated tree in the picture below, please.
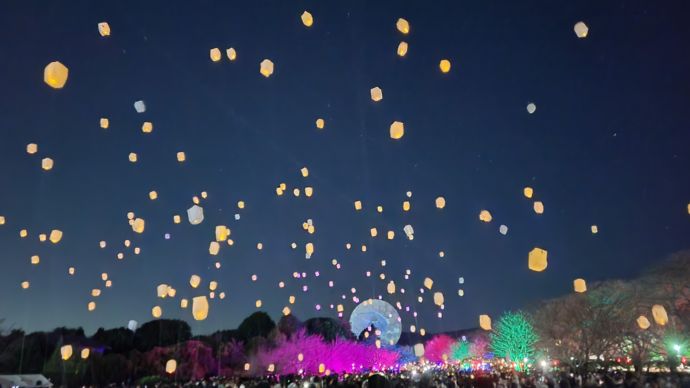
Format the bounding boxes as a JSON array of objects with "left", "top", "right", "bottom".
[
  {"left": 451, "top": 340, "right": 471, "bottom": 362},
  {"left": 490, "top": 311, "right": 538, "bottom": 370}
]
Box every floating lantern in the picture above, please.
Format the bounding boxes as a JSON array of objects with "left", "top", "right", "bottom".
[
  {"left": 226, "top": 48, "right": 237, "bottom": 61},
  {"left": 44, "top": 61, "right": 69, "bottom": 89},
  {"left": 98, "top": 22, "right": 110, "bottom": 36},
  {"left": 60, "top": 345, "right": 73, "bottom": 360},
  {"left": 260, "top": 59, "right": 274, "bottom": 77},
  {"left": 651, "top": 304, "right": 668, "bottom": 325},
  {"left": 479, "top": 315, "right": 492, "bottom": 330},
  {"left": 396, "top": 18, "right": 410, "bottom": 34},
  {"left": 574, "top": 21, "right": 589, "bottom": 38},
  {"left": 390, "top": 121, "right": 404, "bottom": 139},
  {"left": 192, "top": 296, "right": 209, "bottom": 320},
  {"left": 573, "top": 278, "right": 587, "bottom": 293},
  {"left": 210, "top": 48, "right": 221, "bottom": 62},
  {"left": 370, "top": 87, "right": 383, "bottom": 102},
  {"left": 397, "top": 41, "right": 408, "bottom": 57},
  {"left": 528, "top": 247, "right": 548, "bottom": 272},
  {"left": 479, "top": 210, "right": 492, "bottom": 222},
  {"left": 166, "top": 359, "right": 177, "bottom": 374},
  {"left": 301, "top": 11, "right": 313, "bottom": 27},
  {"left": 439, "top": 59, "right": 451, "bottom": 73}
]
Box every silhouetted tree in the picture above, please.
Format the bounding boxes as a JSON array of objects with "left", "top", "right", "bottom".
[
  {"left": 237, "top": 312, "right": 275, "bottom": 342},
  {"left": 134, "top": 320, "right": 191, "bottom": 351}
]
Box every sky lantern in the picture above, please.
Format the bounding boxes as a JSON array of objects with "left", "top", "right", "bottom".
[
  {"left": 128, "top": 152, "right": 138, "bottom": 163},
  {"left": 403, "top": 201, "right": 411, "bottom": 211},
  {"left": 27, "top": 143, "right": 38, "bottom": 154},
  {"left": 187, "top": 205, "right": 204, "bottom": 225},
  {"left": 479, "top": 210, "right": 492, "bottom": 222},
  {"left": 591, "top": 225, "right": 598, "bottom": 234},
  {"left": 81, "top": 348, "right": 90, "bottom": 359},
  {"left": 149, "top": 190, "right": 158, "bottom": 200},
  {"left": 387, "top": 230, "right": 395, "bottom": 240},
  {"left": 49, "top": 229, "right": 63, "bottom": 243},
  {"left": 423, "top": 277, "right": 433, "bottom": 290},
  {"left": 370, "top": 227, "right": 378, "bottom": 237},
  {"left": 44, "top": 61, "right": 69, "bottom": 89},
  {"left": 21, "top": 281, "right": 30, "bottom": 289},
  {"left": 390, "top": 121, "right": 405, "bottom": 139},
  {"left": 99, "top": 118, "right": 109, "bottom": 129},
  {"left": 370, "top": 87, "right": 383, "bottom": 102},
  {"left": 128, "top": 320, "right": 138, "bottom": 331},
  {"left": 60, "top": 345, "right": 73, "bottom": 360},
  {"left": 435, "top": 196, "right": 446, "bottom": 209},
  {"left": 209, "top": 281, "right": 218, "bottom": 291},
  {"left": 215, "top": 225, "right": 230, "bottom": 241},
  {"left": 523, "top": 187, "right": 533, "bottom": 198},
  {"left": 305, "top": 187, "right": 313, "bottom": 197},
  {"left": 479, "top": 315, "right": 492, "bottom": 330},
  {"left": 157, "top": 284, "right": 169, "bottom": 298},
  {"left": 141, "top": 121, "right": 153, "bottom": 133},
  {"left": 301, "top": 11, "right": 313, "bottom": 27},
  {"left": 573, "top": 278, "right": 587, "bottom": 293},
  {"left": 192, "top": 296, "right": 209, "bottom": 320},
  {"left": 499, "top": 224, "right": 508, "bottom": 235},
  {"left": 315, "top": 118, "right": 325, "bottom": 129},
  {"left": 260, "top": 59, "right": 274, "bottom": 77},
  {"left": 528, "top": 247, "right": 548, "bottom": 272},
  {"left": 91, "top": 289, "right": 101, "bottom": 297},
  {"left": 354, "top": 200, "right": 362, "bottom": 210},
  {"left": 41, "top": 157, "right": 54, "bottom": 171},
  {"left": 209, "top": 241, "right": 220, "bottom": 255},
  {"left": 527, "top": 103, "right": 537, "bottom": 114},
  {"left": 387, "top": 281, "right": 396, "bottom": 294},
  {"left": 101, "top": 273, "right": 108, "bottom": 281},
  {"left": 651, "top": 304, "right": 668, "bottom": 325},
  {"left": 97, "top": 22, "right": 110, "bottom": 36},
  {"left": 439, "top": 59, "right": 451, "bottom": 73},
  {"left": 637, "top": 315, "right": 651, "bottom": 330},
  {"left": 39, "top": 233, "right": 47, "bottom": 242},
  {"left": 180, "top": 299, "right": 188, "bottom": 308},
  {"left": 404, "top": 224, "right": 414, "bottom": 240},
  {"left": 533, "top": 201, "right": 544, "bottom": 214},
  {"left": 301, "top": 167, "right": 309, "bottom": 177},
  {"left": 226, "top": 48, "right": 237, "bottom": 61},
  {"left": 433, "top": 292, "right": 444, "bottom": 306},
  {"left": 132, "top": 218, "right": 145, "bottom": 233},
  {"left": 397, "top": 41, "right": 408, "bottom": 57},
  {"left": 20, "top": 229, "right": 28, "bottom": 238},
  {"left": 173, "top": 215, "right": 181, "bottom": 224},
  {"left": 134, "top": 100, "right": 146, "bottom": 113},
  {"left": 396, "top": 18, "right": 410, "bottom": 34},
  {"left": 237, "top": 200, "right": 245, "bottom": 209},
  {"left": 68, "top": 267, "right": 75, "bottom": 275},
  {"left": 255, "top": 299, "right": 262, "bottom": 308},
  {"left": 414, "top": 343, "right": 425, "bottom": 357},
  {"left": 88, "top": 301, "right": 96, "bottom": 311},
  {"left": 166, "top": 359, "right": 177, "bottom": 374},
  {"left": 282, "top": 306, "right": 291, "bottom": 316},
  {"left": 574, "top": 21, "right": 589, "bottom": 38},
  {"left": 210, "top": 48, "right": 221, "bottom": 62},
  {"left": 152, "top": 306, "right": 162, "bottom": 318}
]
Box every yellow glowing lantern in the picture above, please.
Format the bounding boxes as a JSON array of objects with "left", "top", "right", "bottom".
[
  {"left": 306, "top": 242, "right": 314, "bottom": 256},
  {"left": 99, "top": 118, "right": 109, "bottom": 129},
  {"left": 591, "top": 225, "right": 598, "bottom": 234},
  {"left": 479, "top": 315, "right": 492, "bottom": 330},
  {"left": 573, "top": 278, "right": 587, "bottom": 293},
  {"left": 523, "top": 187, "right": 534, "bottom": 198},
  {"left": 98, "top": 22, "right": 110, "bottom": 36},
  {"left": 433, "top": 292, "right": 444, "bottom": 306},
  {"left": 651, "top": 304, "right": 668, "bottom": 325},
  {"left": 132, "top": 218, "right": 145, "bottom": 233},
  {"left": 387, "top": 281, "right": 396, "bottom": 294},
  {"left": 435, "top": 197, "right": 446, "bottom": 209},
  {"left": 439, "top": 59, "right": 451, "bottom": 73},
  {"left": 166, "top": 359, "right": 177, "bottom": 374},
  {"left": 173, "top": 215, "right": 181, "bottom": 224},
  {"left": 101, "top": 273, "right": 108, "bottom": 281},
  {"left": 315, "top": 118, "right": 325, "bottom": 129},
  {"left": 423, "top": 277, "right": 433, "bottom": 290},
  {"left": 354, "top": 200, "right": 362, "bottom": 210},
  {"left": 105, "top": 280, "right": 112, "bottom": 287},
  {"left": 141, "top": 121, "right": 153, "bottom": 133},
  {"left": 528, "top": 247, "right": 548, "bottom": 272},
  {"left": 390, "top": 121, "right": 405, "bottom": 140},
  {"left": 297, "top": 353, "right": 304, "bottom": 362},
  {"left": 91, "top": 289, "right": 101, "bottom": 297},
  {"left": 397, "top": 41, "right": 408, "bottom": 57},
  {"left": 370, "top": 87, "right": 383, "bottom": 102},
  {"left": 88, "top": 301, "right": 96, "bottom": 311},
  {"left": 20, "top": 229, "right": 28, "bottom": 238},
  {"left": 157, "top": 284, "right": 169, "bottom": 298},
  {"left": 209, "top": 281, "right": 218, "bottom": 291},
  {"left": 387, "top": 230, "right": 395, "bottom": 240},
  {"left": 282, "top": 306, "right": 291, "bottom": 316},
  {"left": 289, "top": 295, "right": 296, "bottom": 304},
  {"left": 209, "top": 241, "right": 220, "bottom": 255},
  {"left": 244, "top": 363, "right": 250, "bottom": 371},
  {"left": 396, "top": 18, "right": 410, "bottom": 34},
  {"left": 210, "top": 48, "right": 221, "bottom": 62},
  {"left": 305, "top": 187, "right": 313, "bottom": 197},
  {"left": 370, "top": 227, "right": 378, "bottom": 237},
  {"left": 180, "top": 299, "right": 188, "bottom": 308},
  {"left": 377, "top": 205, "right": 383, "bottom": 213},
  {"left": 31, "top": 255, "right": 40, "bottom": 265},
  {"left": 574, "top": 21, "right": 589, "bottom": 38},
  {"left": 260, "top": 59, "right": 274, "bottom": 77},
  {"left": 192, "top": 296, "right": 209, "bottom": 320},
  {"left": 533, "top": 201, "right": 544, "bottom": 214},
  {"left": 257, "top": 242, "right": 263, "bottom": 250},
  {"left": 479, "top": 210, "right": 492, "bottom": 222},
  {"left": 414, "top": 343, "right": 424, "bottom": 357},
  {"left": 44, "top": 61, "right": 69, "bottom": 89},
  {"left": 215, "top": 225, "right": 230, "bottom": 241},
  {"left": 301, "top": 11, "right": 314, "bottom": 27},
  {"left": 39, "top": 233, "right": 47, "bottom": 242},
  {"left": 237, "top": 200, "right": 245, "bottom": 209},
  {"left": 81, "top": 348, "right": 90, "bottom": 359},
  {"left": 149, "top": 190, "right": 158, "bottom": 200},
  {"left": 637, "top": 315, "right": 651, "bottom": 330},
  {"left": 21, "top": 281, "right": 30, "bottom": 289},
  {"left": 27, "top": 143, "right": 38, "bottom": 154},
  {"left": 301, "top": 167, "right": 309, "bottom": 177},
  {"left": 68, "top": 267, "right": 75, "bottom": 275},
  {"left": 319, "top": 363, "right": 326, "bottom": 374},
  {"left": 41, "top": 157, "right": 54, "bottom": 171},
  {"left": 403, "top": 201, "right": 411, "bottom": 211},
  {"left": 152, "top": 306, "right": 162, "bottom": 318},
  {"left": 128, "top": 152, "right": 138, "bottom": 163},
  {"left": 61, "top": 345, "right": 73, "bottom": 360},
  {"left": 255, "top": 299, "right": 262, "bottom": 308},
  {"left": 226, "top": 48, "right": 237, "bottom": 61}
]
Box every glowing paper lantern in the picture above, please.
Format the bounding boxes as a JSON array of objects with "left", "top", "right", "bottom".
[
  {"left": 81, "top": 348, "right": 90, "bottom": 359},
  {"left": 61, "top": 345, "right": 73, "bottom": 360},
  {"left": 173, "top": 215, "right": 181, "bottom": 224},
  {"left": 192, "top": 296, "right": 209, "bottom": 320},
  {"left": 301, "top": 11, "right": 313, "bottom": 27},
  {"left": 157, "top": 284, "right": 169, "bottom": 298},
  {"left": 528, "top": 247, "right": 548, "bottom": 272},
  {"left": 396, "top": 18, "right": 410, "bottom": 34},
  {"left": 573, "top": 278, "right": 587, "bottom": 293},
  {"left": 226, "top": 48, "right": 237, "bottom": 61},
  {"left": 300, "top": 167, "right": 309, "bottom": 177},
  {"left": 215, "top": 225, "right": 230, "bottom": 241},
  {"left": 297, "top": 353, "right": 304, "bottom": 362},
  {"left": 20, "top": 229, "right": 28, "bottom": 238},
  {"left": 435, "top": 197, "right": 446, "bottom": 209},
  {"left": 237, "top": 201, "right": 245, "bottom": 209},
  {"left": 244, "top": 363, "right": 251, "bottom": 371},
  {"left": 479, "top": 315, "right": 492, "bottom": 330},
  {"left": 370, "top": 227, "right": 378, "bottom": 237},
  {"left": 128, "top": 153, "right": 138, "bottom": 163},
  {"left": 21, "top": 281, "right": 30, "bottom": 289},
  {"left": 27, "top": 143, "right": 38, "bottom": 154},
  {"left": 524, "top": 187, "right": 534, "bottom": 198},
  {"left": 499, "top": 225, "right": 508, "bottom": 235},
  {"left": 48, "top": 229, "right": 63, "bottom": 244},
  {"left": 637, "top": 315, "right": 651, "bottom": 330},
  {"left": 260, "top": 59, "right": 274, "bottom": 77},
  {"left": 41, "top": 158, "right": 54, "bottom": 171},
  {"left": 439, "top": 59, "right": 451, "bottom": 73},
  {"left": 414, "top": 343, "right": 425, "bottom": 357},
  {"left": 44, "top": 61, "right": 69, "bottom": 89},
  {"left": 387, "top": 281, "right": 396, "bottom": 294},
  {"left": 152, "top": 306, "right": 162, "bottom": 318},
  {"left": 433, "top": 292, "right": 444, "bottom": 306},
  {"left": 533, "top": 201, "right": 544, "bottom": 214},
  {"left": 128, "top": 320, "right": 138, "bottom": 331},
  {"left": 180, "top": 299, "right": 188, "bottom": 308},
  {"left": 527, "top": 103, "right": 537, "bottom": 114},
  {"left": 209, "top": 241, "right": 220, "bottom": 255},
  {"left": 39, "top": 234, "right": 46, "bottom": 242},
  {"left": 209, "top": 281, "right": 218, "bottom": 291},
  {"left": 141, "top": 121, "right": 153, "bottom": 133},
  {"left": 370, "top": 87, "right": 383, "bottom": 102},
  {"left": 404, "top": 224, "right": 414, "bottom": 240},
  {"left": 651, "top": 304, "right": 668, "bottom": 325},
  {"left": 403, "top": 201, "right": 411, "bottom": 211},
  {"left": 591, "top": 225, "right": 598, "bottom": 234},
  {"left": 479, "top": 210, "right": 492, "bottom": 222},
  {"left": 282, "top": 306, "right": 291, "bottom": 316},
  {"left": 423, "top": 277, "right": 433, "bottom": 290},
  {"left": 387, "top": 230, "right": 395, "bottom": 240},
  {"left": 68, "top": 267, "right": 75, "bottom": 275},
  {"left": 315, "top": 118, "right": 325, "bottom": 129},
  {"left": 305, "top": 187, "right": 313, "bottom": 197},
  {"left": 210, "top": 48, "right": 221, "bottom": 62},
  {"left": 166, "top": 359, "right": 177, "bottom": 374},
  {"left": 91, "top": 289, "right": 101, "bottom": 297},
  {"left": 574, "top": 21, "right": 589, "bottom": 38},
  {"left": 88, "top": 301, "right": 96, "bottom": 311},
  {"left": 149, "top": 191, "right": 158, "bottom": 200},
  {"left": 134, "top": 100, "right": 146, "bottom": 113},
  {"left": 390, "top": 121, "right": 405, "bottom": 140},
  {"left": 132, "top": 218, "right": 145, "bottom": 233},
  {"left": 397, "top": 41, "right": 408, "bottom": 57},
  {"left": 187, "top": 205, "right": 204, "bottom": 225},
  {"left": 97, "top": 21, "right": 111, "bottom": 36}
]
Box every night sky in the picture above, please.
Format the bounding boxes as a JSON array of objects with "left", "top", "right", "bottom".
[{"left": 1, "top": 1, "right": 689, "bottom": 336}]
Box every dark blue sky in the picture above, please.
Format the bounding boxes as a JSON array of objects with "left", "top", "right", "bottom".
[{"left": 1, "top": 1, "right": 689, "bottom": 335}]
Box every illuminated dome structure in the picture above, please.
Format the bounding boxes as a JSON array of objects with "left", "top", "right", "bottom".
[{"left": 349, "top": 299, "right": 402, "bottom": 346}]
